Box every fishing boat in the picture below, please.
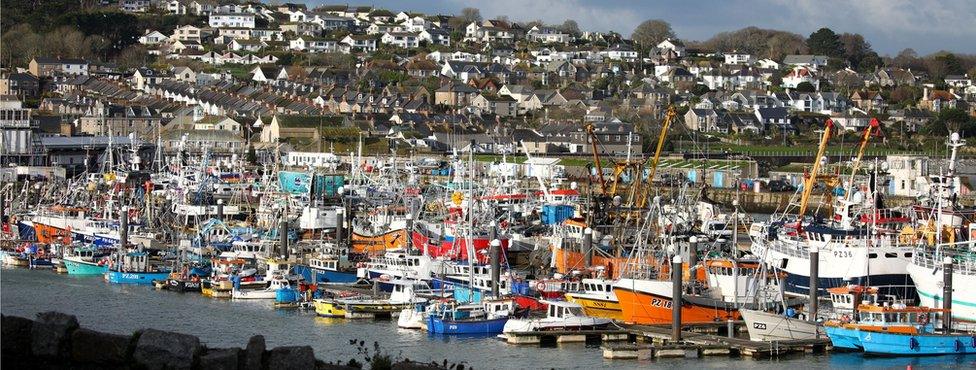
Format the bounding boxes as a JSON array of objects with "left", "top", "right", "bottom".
[
  {"left": 823, "top": 285, "right": 941, "bottom": 351},
  {"left": 857, "top": 328, "right": 976, "bottom": 355},
  {"left": 293, "top": 246, "right": 362, "bottom": 284},
  {"left": 104, "top": 251, "right": 172, "bottom": 285},
  {"left": 327, "top": 280, "right": 432, "bottom": 319},
  {"left": 62, "top": 245, "right": 111, "bottom": 275},
  {"left": 750, "top": 119, "right": 916, "bottom": 300},
  {"left": 502, "top": 300, "right": 611, "bottom": 334},
  {"left": 425, "top": 299, "right": 515, "bottom": 334},
  {"left": 739, "top": 308, "right": 822, "bottom": 341},
  {"left": 905, "top": 134, "right": 976, "bottom": 322},
  {"left": 564, "top": 278, "right": 622, "bottom": 320}
]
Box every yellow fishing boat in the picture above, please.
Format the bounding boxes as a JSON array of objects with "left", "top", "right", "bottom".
[
  {"left": 564, "top": 278, "right": 623, "bottom": 320},
  {"left": 314, "top": 299, "right": 347, "bottom": 317}
]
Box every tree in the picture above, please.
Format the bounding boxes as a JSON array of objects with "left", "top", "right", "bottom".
[
  {"left": 558, "top": 19, "right": 580, "bottom": 35},
  {"left": 631, "top": 19, "right": 675, "bottom": 47},
  {"left": 838, "top": 32, "right": 873, "bottom": 68},
  {"left": 926, "top": 52, "right": 965, "bottom": 80},
  {"left": 858, "top": 51, "right": 883, "bottom": 72},
  {"left": 795, "top": 81, "right": 816, "bottom": 92},
  {"left": 891, "top": 48, "right": 919, "bottom": 69},
  {"left": 114, "top": 44, "right": 149, "bottom": 70},
  {"left": 459, "top": 7, "right": 482, "bottom": 23},
  {"left": 806, "top": 27, "right": 842, "bottom": 58},
  {"left": 691, "top": 84, "right": 710, "bottom": 96}
]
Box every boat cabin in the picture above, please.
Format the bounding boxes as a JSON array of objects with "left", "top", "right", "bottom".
[
  {"left": 544, "top": 300, "right": 586, "bottom": 319},
  {"left": 827, "top": 285, "right": 879, "bottom": 313}
]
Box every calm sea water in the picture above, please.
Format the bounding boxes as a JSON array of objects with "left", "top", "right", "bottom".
[{"left": 1, "top": 267, "right": 973, "bottom": 370}]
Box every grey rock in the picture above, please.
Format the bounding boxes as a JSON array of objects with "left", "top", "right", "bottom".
[
  {"left": 317, "top": 361, "right": 361, "bottom": 370},
  {"left": 70, "top": 328, "right": 131, "bottom": 365},
  {"left": 267, "top": 346, "right": 315, "bottom": 370},
  {"left": 200, "top": 348, "right": 240, "bottom": 370},
  {"left": 392, "top": 361, "right": 446, "bottom": 370},
  {"left": 1, "top": 315, "right": 34, "bottom": 359},
  {"left": 132, "top": 328, "right": 201, "bottom": 370},
  {"left": 242, "top": 335, "right": 265, "bottom": 370},
  {"left": 31, "top": 311, "right": 79, "bottom": 357}
]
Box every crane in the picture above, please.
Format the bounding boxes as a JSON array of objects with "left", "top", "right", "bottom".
[
  {"left": 637, "top": 106, "right": 677, "bottom": 209},
  {"left": 797, "top": 118, "right": 834, "bottom": 226},
  {"left": 586, "top": 123, "right": 609, "bottom": 196},
  {"left": 844, "top": 118, "right": 880, "bottom": 201}
]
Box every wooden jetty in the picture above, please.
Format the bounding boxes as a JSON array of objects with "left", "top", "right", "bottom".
[
  {"left": 612, "top": 323, "right": 832, "bottom": 359},
  {"left": 501, "top": 329, "right": 630, "bottom": 345}
]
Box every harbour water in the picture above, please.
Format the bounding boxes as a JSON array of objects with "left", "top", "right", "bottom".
[{"left": 2, "top": 267, "right": 972, "bottom": 370}]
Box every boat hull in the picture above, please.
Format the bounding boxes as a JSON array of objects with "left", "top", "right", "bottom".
[
  {"left": 740, "top": 309, "right": 821, "bottom": 341},
  {"left": 293, "top": 264, "right": 359, "bottom": 284},
  {"left": 824, "top": 325, "right": 863, "bottom": 350},
  {"left": 104, "top": 271, "right": 171, "bottom": 285},
  {"left": 614, "top": 279, "right": 740, "bottom": 325},
  {"left": 907, "top": 261, "right": 976, "bottom": 322},
  {"left": 426, "top": 316, "right": 509, "bottom": 334},
  {"left": 858, "top": 330, "right": 976, "bottom": 355},
  {"left": 63, "top": 259, "right": 108, "bottom": 275},
  {"left": 314, "top": 300, "right": 347, "bottom": 317},
  {"left": 564, "top": 294, "right": 623, "bottom": 321}
]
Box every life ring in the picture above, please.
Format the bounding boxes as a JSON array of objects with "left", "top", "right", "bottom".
[{"left": 536, "top": 281, "right": 547, "bottom": 292}]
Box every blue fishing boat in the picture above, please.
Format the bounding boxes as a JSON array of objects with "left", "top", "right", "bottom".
[
  {"left": 293, "top": 253, "right": 359, "bottom": 284},
  {"left": 824, "top": 325, "right": 864, "bottom": 350},
  {"left": 62, "top": 245, "right": 112, "bottom": 275},
  {"left": 103, "top": 251, "right": 171, "bottom": 285},
  {"left": 858, "top": 330, "right": 976, "bottom": 355},
  {"left": 63, "top": 257, "right": 108, "bottom": 275},
  {"left": 425, "top": 299, "right": 514, "bottom": 335}
]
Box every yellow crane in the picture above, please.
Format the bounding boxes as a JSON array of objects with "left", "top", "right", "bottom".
[
  {"left": 798, "top": 118, "right": 834, "bottom": 226},
  {"left": 637, "top": 106, "right": 677, "bottom": 209},
  {"left": 845, "top": 118, "right": 880, "bottom": 201}
]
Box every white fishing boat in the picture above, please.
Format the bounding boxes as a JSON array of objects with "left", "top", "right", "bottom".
[{"left": 502, "top": 300, "right": 611, "bottom": 334}]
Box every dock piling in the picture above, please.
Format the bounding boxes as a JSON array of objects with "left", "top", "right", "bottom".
[
  {"left": 216, "top": 199, "right": 224, "bottom": 220},
  {"left": 583, "top": 228, "right": 593, "bottom": 267},
  {"left": 121, "top": 206, "right": 130, "bottom": 250},
  {"left": 279, "top": 219, "right": 288, "bottom": 259},
  {"left": 671, "top": 255, "right": 683, "bottom": 341},
  {"left": 490, "top": 239, "right": 501, "bottom": 298},
  {"left": 406, "top": 213, "right": 414, "bottom": 251},
  {"left": 336, "top": 208, "right": 345, "bottom": 248},
  {"left": 943, "top": 256, "right": 953, "bottom": 333},
  {"left": 809, "top": 244, "right": 819, "bottom": 326}
]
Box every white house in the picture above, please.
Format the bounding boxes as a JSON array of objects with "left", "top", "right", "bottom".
[
  {"left": 138, "top": 30, "right": 168, "bottom": 45},
  {"left": 289, "top": 37, "right": 338, "bottom": 53},
  {"left": 381, "top": 32, "right": 420, "bottom": 49},
  {"left": 229, "top": 39, "right": 267, "bottom": 52},
  {"left": 526, "top": 26, "right": 571, "bottom": 44},
  {"left": 724, "top": 52, "right": 753, "bottom": 65},
  {"left": 400, "top": 16, "right": 430, "bottom": 32},
  {"left": 782, "top": 67, "right": 818, "bottom": 89},
  {"left": 165, "top": 0, "right": 187, "bottom": 14},
  {"left": 601, "top": 45, "right": 638, "bottom": 61},
  {"left": 341, "top": 35, "right": 377, "bottom": 53},
  {"left": 783, "top": 55, "right": 828, "bottom": 69},
  {"left": 171, "top": 25, "right": 205, "bottom": 43},
  {"left": 419, "top": 29, "right": 450, "bottom": 47},
  {"left": 656, "top": 39, "right": 686, "bottom": 58},
  {"left": 209, "top": 13, "right": 255, "bottom": 29},
  {"left": 756, "top": 58, "right": 780, "bottom": 69}
]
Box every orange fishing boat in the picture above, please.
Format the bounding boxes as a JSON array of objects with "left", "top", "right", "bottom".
[
  {"left": 613, "top": 277, "right": 740, "bottom": 324},
  {"left": 351, "top": 229, "right": 407, "bottom": 254}
]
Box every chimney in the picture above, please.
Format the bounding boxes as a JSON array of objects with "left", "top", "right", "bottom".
[{"left": 923, "top": 87, "right": 929, "bottom": 100}]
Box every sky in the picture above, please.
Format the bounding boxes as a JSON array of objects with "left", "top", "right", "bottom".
[{"left": 309, "top": 0, "right": 976, "bottom": 56}]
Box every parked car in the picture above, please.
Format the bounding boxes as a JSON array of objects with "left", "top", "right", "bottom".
[{"left": 766, "top": 179, "right": 796, "bottom": 192}]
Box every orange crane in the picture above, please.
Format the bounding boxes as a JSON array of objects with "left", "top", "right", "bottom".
[{"left": 844, "top": 118, "right": 880, "bottom": 201}]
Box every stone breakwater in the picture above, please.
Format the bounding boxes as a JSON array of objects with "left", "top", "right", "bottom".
[{"left": 1, "top": 312, "right": 443, "bottom": 370}]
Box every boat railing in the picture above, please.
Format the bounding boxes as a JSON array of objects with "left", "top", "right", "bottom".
[{"left": 912, "top": 242, "right": 976, "bottom": 276}]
